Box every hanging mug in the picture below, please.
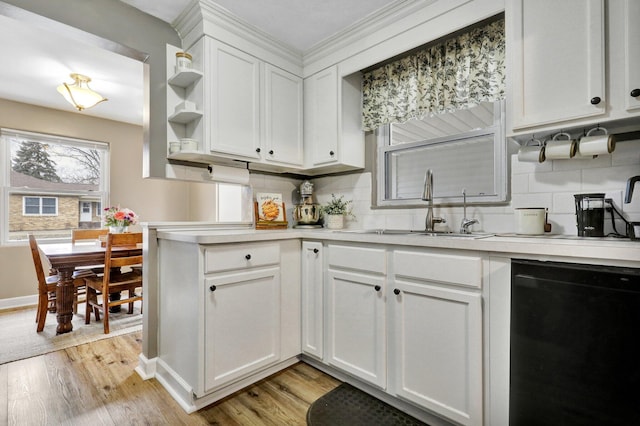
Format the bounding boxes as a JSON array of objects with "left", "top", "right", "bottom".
[
  {"left": 577, "top": 126, "right": 615, "bottom": 158},
  {"left": 545, "top": 132, "right": 577, "bottom": 160},
  {"left": 517, "top": 137, "right": 545, "bottom": 163}
]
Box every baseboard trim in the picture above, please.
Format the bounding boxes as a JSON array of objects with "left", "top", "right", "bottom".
[
  {"left": 135, "top": 354, "right": 157, "bottom": 380},
  {"left": 0, "top": 294, "right": 37, "bottom": 311}
]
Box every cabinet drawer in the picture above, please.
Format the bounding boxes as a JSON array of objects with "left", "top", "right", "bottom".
[
  {"left": 205, "top": 243, "right": 280, "bottom": 273},
  {"left": 393, "top": 250, "right": 482, "bottom": 288},
  {"left": 328, "top": 244, "right": 386, "bottom": 274}
]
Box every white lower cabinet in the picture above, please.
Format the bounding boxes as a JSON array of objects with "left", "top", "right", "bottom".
[
  {"left": 326, "top": 268, "right": 386, "bottom": 388},
  {"left": 310, "top": 243, "right": 483, "bottom": 425},
  {"left": 301, "top": 241, "right": 323, "bottom": 359},
  {"left": 391, "top": 249, "right": 483, "bottom": 426},
  {"left": 204, "top": 267, "right": 280, "bottom": 391},
  {"left": 156, "top": 239, "right": 300, "bottom": 413},
  {"left": 391, "top": 280, "right": 482, "bottom": 425}
]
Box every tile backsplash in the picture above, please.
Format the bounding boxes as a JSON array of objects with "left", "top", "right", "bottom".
[{"left": 310, "top": 139, "right": 640, "bottom": 236}]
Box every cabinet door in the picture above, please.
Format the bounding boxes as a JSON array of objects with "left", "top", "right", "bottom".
[
  {"left": 623, "top": 0, "right": 640, "bottom": 113},
  {"left": 326, "top": 269, "right": 386, "bottom": 388},
  {"left": 204, "top": 267, "right": 280, "bottom": 392},
  {"left": 263, "top": 64, "right": 303, "bottom": 167},
  {"left": 510, "top": 0, "right": 605, "bottom": 130},
  {"left": 392, "top": 280, "right": 482, "bottom": 426},
  {"left": 304, "top": 66, "right": 339, "bottom": 166},
  {"left": 207, "top": 38, "right": 261, "bottom": 159},
  {"left": 301, "top": 241, "right": 323, "bottom": 359}
]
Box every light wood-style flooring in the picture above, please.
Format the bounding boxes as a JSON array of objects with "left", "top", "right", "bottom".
[{"left": 0, "top": 332, "right": 340, "bottom": 425}]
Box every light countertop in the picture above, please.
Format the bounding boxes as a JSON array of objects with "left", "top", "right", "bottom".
[{"left": 150, "top": 225, "right": 640, "bottom": 266}]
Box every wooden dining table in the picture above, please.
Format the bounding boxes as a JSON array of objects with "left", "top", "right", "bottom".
[{"left": 39, "top": 240, "right": 143, "bottom": 334}]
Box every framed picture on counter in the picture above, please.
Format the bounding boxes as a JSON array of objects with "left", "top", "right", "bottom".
[{"left": 255, "top": 193, "right": 288, "bottom": 229}]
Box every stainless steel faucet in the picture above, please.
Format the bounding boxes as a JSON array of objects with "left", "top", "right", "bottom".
[
  {"left": 459, "top": 188, "right": 479, "bottom": 233},
  {"left": 421, "top": 169, "right": 446, "bottom": 231}
]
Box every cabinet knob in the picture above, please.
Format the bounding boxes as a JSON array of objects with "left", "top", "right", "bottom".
[
  {"left": 269, "top": 150, "right": 274, "bottom": 155},
  {"left": 631, "top": 88, "right": 640, "bottom": 98},
  {"left": 313, "top": 248, "right": 319, "bottom": 254},
  {"left": 329, "top": 150, "right": 335, "bottom": 156},
  {"left": 393, "top": 288, "right": 401, "bottom": 295},
  {"left": 374, "top": 285, "right": 381, "bottom": 292},
  {"left": 256, "top": 148, "right": 261, "bottom": 153},
  {"left": 590, "top": 96, "right": 601, "bottom": 105},
  {"left": 245, "top": 254, "right": 251, "bottom": 260},
  {"left": 209, "top": 285, "right": 217, "bottom": 292}
]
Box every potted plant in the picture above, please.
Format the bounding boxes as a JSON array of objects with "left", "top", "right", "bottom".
[{"left": 322, "top": 194, "right": 354, "bottom": 229}]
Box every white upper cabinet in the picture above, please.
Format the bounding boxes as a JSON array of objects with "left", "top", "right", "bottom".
[
  {"left": 263, "top": 64, "right": 304, "bottom": 167},
  {"left": 206, "top": 38, "right": 262, "bottom": 160},
  {"left": 508, "top": 0, "right": 640, "bottom": 135},
  {"left": 616, "top": 0, "right": 640, "bottom": 114},
  {"left": 304, "top": 66, "right": 365, "bottom": 175},
  {"left": 168, "top": 37, "right": 304, "bottom": 170},
  {"left": 509, "top": 0, "right": 605, "bottom": 132},
  {"left": 304, "top": 66, "right": 339, "bottom": 167}
]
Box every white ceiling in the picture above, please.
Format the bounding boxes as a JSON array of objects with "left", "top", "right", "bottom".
[{"left": 0, "top": 0, "right": 398, "bottom": 125}]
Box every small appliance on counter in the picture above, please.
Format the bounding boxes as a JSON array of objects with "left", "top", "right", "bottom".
[
  {"left": 293, "top": 180, "right": 322, "bottom": 228},
  {"left": 574, "top": 193, "right": 606, "bottom": 237},
  {"left": 625, "top": 175, "right": 640, "bottom": 240}
]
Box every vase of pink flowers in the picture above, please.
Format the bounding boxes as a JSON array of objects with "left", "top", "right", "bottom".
[{"left": 103, "top": 206, "right": 138, "bottom": 233}]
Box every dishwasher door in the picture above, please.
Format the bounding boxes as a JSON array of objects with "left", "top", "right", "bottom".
[{"left": 510, "top": 259, "right": 640, "bottom": 426}]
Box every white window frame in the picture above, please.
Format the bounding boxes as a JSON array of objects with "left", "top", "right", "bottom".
[
  {"left": 0, "top": 128, "right": 110, "bottom": 245},
  {"left": 22, "top": 196, "right": 58, "bottom": 216},
  {"left": 375, "top": 100, "right": 508, "bottom": 207}
]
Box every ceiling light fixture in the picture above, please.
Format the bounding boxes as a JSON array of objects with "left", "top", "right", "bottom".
[{"left": 56, "top": 73, "right": 108, "bottom": 111}]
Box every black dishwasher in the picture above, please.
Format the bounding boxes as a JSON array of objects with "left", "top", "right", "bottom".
[{"left": 510, "top": 259, "right": 640, "bottom": 426}]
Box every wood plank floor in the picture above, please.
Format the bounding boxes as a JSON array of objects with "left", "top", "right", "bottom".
[{"left": 0, "top": 332, "right": 340, "bottom": 425}]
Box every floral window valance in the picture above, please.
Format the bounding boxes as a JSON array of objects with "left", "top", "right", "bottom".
[{"left": 362, "top": 19, "right": 505, "bottom": 132}]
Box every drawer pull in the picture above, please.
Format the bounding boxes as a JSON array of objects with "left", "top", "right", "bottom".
[
  {"left": 393, "top": 288, "right": 401, "bottom": 295},
  {"left": 590, "top": 96, "right": 601, "bottom": 105},
  {"left": 631, "top": 88, "right": 640, "bottom": 98},
  {"left": 269, "top": 150, "right": 274, "bottom": 155},
  {"left": 374, "top": 285, "right": 381, "bottom": 292},
  {"left": 255, "top": 148, "right": 261, "bottom": 153},
  {"left": 329, "top": 150, "right": 335, "bottom": 156},
  {"left": 245, "top": 254, "right": 251, "bottom": 260},
  {"left": 209, "top": 285, "right": 217, "bottom": 292},
  {"left": 313, "top": 248, "right": 319, "bottom": 254}
]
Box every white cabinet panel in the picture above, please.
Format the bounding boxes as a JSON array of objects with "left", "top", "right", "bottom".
[
  {"left": 207, "top": 39, "right": 261, "bottom": 159},
  {"left": 394, "top": 250, "right": 482, "bottom": 288},
  {"left": 301, "top": 241, "right": 323, "bottom": 359},
  {"left": 621, "top": 0, "right": 640, "bottom": 113},
  {"left": 510, "top": 0, "right": 605, "bottom": 131},
  {"left": 305, "top": 66, "right": 339, "bottom": 167},
  {"left": 326, "top": 269, "right": 386, "bottom": 388},
  {"left": 204, "top": 242, "right": 280, "bottom": 273},
  {"left": 204, "top": 267, "right": 281, "bottom": 392},
  {"left": 263, "top": 64, "right": 303, "bottom": 166},
  {"left": 393, "top": 280, "right": 483, "bottom": 426}
]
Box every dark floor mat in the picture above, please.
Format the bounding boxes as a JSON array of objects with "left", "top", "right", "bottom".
[{"left": 307, "top": 383, "right": 428, "bottom": 425}]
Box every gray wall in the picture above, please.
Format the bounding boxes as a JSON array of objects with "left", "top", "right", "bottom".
[{"left": 1, "top": 0, "right": 182, "bottom": 178}]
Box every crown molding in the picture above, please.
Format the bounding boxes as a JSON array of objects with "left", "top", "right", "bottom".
[
  {"left": 174, "top": 0, "right": 303, "bottom": 75},
  {"left": 302, "top": 0, "right": 429, "bottom": 67}
]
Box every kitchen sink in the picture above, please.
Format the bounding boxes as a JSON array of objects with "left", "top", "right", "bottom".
[{"left": 335, "top": 229, "right": 494, "bottom": 238}]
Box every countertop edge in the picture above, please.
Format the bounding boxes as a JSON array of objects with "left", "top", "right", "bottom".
[{"left": 151, "top": 226, "right": 640, "bottom": 265}]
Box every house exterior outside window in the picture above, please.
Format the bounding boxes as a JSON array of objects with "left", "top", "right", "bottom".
[{"left": 1, "top": 128, "right": 109, "bottom": 243}]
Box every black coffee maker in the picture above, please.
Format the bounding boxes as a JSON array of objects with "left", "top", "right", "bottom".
[{"left": 574, "top": 193, "right": 606, "bottom": 237}]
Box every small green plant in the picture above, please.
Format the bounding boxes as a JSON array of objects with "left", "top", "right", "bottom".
[{"left": 322, "top": 193, "right": 355, "bottom": 218}]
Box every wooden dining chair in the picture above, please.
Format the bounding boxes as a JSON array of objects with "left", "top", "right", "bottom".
[
  {"left": 71, "top": 228, "right": 109, "bottom": 244},
  {"left": 84, "top": 232, "right": 143, "bottom": 334},
  {"left": 70, "top": 228, "right": 111, "bottom": 313},
  {"left": 29, "top": 234, "right": 88, "bottom": 332}
]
